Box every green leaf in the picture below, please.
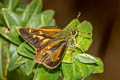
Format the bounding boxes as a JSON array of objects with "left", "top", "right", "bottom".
[
  {"left": 15, "top": 8, "right": 24, "bottom": 19},
  {"left": 3, "top": 0, "right": 19, "bottom": 10},
  {"left": 15, "top": 56, "right": 27, "bottom": 65},
  {"left": 62, "top": 49, "right": 72, "bottom": 63},
  {"left": 22, "top": 0, "right": 42, "bottom": 27},
  {"left": 0, "top": 4, "right": 5, "bottom": 25},
  {"left": 2, "top": 8, "right": 22, "bottom": 29},
  {"left": 48, "top": 19, "right": 56, "bottom": 26},
  {"left": 40, "top": 14, "right": 47, "bottom": 26},
  {"left": 19, "top": 64, "right": 27, "bottom": 75},
  {"left": 8, "top": 51, "right": 21, "bottom": 71},
  {"left": 9, "top": 43, "right": 24, "bottom": 71},
  {"left": 75, "top": 21, "right": 93, "bottom": 51},
  {"left": 14, "top": 2, "right": 26, "bottom": 18},
  {"left": 0, "top": 2, "right": 3, "bottom": 10},
  {"left": 78, "top": 21, "right": 93, "bottom": 33},
  {"left": 33, "top": 66, "right": 60, "bottom": 80},
  {"left": 92, "top": 58, "right": 104, "bottom": 73},
  {"left": 9, "top": 43, "right": 18, "bottom": 56},
  {"left": 24, "top": 42, "right": 35, "bottom": 54},
  {"left": 17, "top": 43, "right": 34, "bottom": 59},
  {"left": 1, "top": 39, "right": 10, "bottom": 79},
  {"left": 0, "top": 38, "right": 3, "bottom": 80},
  {"left": 62, "top": 63, "right": 73, "bottom": 80},
  {"left": 74, "top": 54, "right": 97, "bottom": 64},
  {"left": 17, "top": 3, "right": 26, "bottom": 9},
  {"left": 40, "top": 10, "right": 55, "bottom": 26},
  {"left": 0, "top": 14, "right": 5, "bottom": 26},
  {"left": 0, "top": 27, "right": 22, "bottom": 45},
  {"left": 64, "top": 19, "right": 80, "bottom": 30},
  {"left": 25, "top": 59, "right": 35, "bottom": 76},
  {"left": 76, "top": 38, "right": 92, "bottom": 51},
  {"left": 42, "top": 10, "right": 55, "bottom": 21},
  {"left": 62, "top": 55, "right": 104, "bottom": 80},
  {"left": 62, "top": 60, "right": 91, "bottom": 80},
  {"left": 27, "top": 9, "right": 55, "bottom": 28},
  {"left": 25, "top": 14, "right": 41, "bottom": 28}
]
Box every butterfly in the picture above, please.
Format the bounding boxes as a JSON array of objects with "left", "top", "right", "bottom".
[{"left": 18, "top": 26, "right": 79, "bottom": 69}]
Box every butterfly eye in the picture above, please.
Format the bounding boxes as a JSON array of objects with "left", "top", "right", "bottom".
[{"left": 72, "top": 30, "right": 77, "bottom": 35}]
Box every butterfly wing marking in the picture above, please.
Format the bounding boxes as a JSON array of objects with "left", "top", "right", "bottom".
[
  {"left": 18, "top": 28, "right": 62, "bottom": 51},
  {"left": 34, "top": 39, "right": 67, "bottom": 69}
]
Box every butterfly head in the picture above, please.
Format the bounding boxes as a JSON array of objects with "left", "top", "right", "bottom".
[{"left": 71, "top": 29, "right": 77, "bottom": 36}]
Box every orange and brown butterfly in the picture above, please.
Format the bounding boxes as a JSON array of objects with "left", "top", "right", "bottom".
[{"left": 18, "top": 20, "right": 82, "bottom": 69}]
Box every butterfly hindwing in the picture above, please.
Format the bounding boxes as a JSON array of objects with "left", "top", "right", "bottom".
[
  {"left": 43, "top": 40, "right": 67, "bottom": 68},
  {"left": 34, "top": 39, "right": 67, "bottom": 69}
]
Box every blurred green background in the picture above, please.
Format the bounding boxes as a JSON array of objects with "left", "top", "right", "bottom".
[{"left": 1, "top": 0, "right": 120, "bottom": 80}]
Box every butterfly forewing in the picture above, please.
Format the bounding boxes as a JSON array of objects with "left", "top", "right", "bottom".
[{"left": 19, "top": 28, "right": 62, "bottom": 51}]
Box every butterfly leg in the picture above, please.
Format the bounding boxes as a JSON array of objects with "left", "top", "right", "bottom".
[{"left": 72, "top": 36, "right": 86, "bottom": 54}]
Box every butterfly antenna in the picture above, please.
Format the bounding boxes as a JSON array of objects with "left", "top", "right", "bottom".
[{"left": 77, "top": 12, "right": 81, "bottom": 19}]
